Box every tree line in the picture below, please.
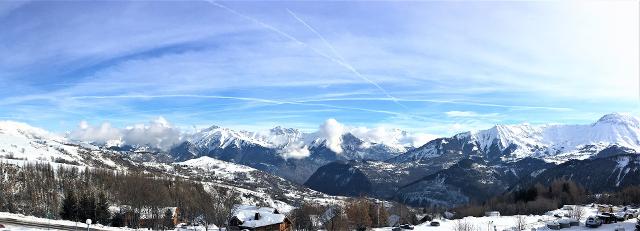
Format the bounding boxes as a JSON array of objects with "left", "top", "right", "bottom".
[
  {"left": 288, "top": 197, "right": 419, "bottom": 231},
  {"left": 0, "top": 162, "right": 239, "bottom": 230},
  {"left": 452, "top": 178, "right": 599, "bottom": 218},
  {"left": 407, "top": 177, "right": 640, "bottom": 221}
]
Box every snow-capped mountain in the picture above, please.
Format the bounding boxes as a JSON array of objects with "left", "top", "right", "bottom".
[
  {"left": 173, "top": 156, "right": 340, "bottom": 207},
  {"left": 387, "top": 113, "right": 640, "bottom": 206},
  {"left": 0, "top": 121, "right": 131, "bottom": 168},
  {"left": 170, "top": 124, "right": 414, "bottom": 161},
  {"left": 308, "top": 113, "right": 640, "bottom": 206},
  {"left": 166, "top": 124, "right": 417, "bottom": 183},
  {"left": 0, "top": 121, "right": 341, "bottom": 210},
  {"left": 392, "top": 113, "right": 640, "bottom": 165},
  {"left": 3, "top": 113, "right": 639, "bottom": 208}
]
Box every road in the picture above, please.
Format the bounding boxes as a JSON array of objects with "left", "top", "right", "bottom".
[{"left": 0, "top": 218, "right": 112, "bottom": 231}]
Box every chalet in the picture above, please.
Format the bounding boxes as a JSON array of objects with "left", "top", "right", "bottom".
[
  {"left": 109, "top": 206, "right": 181, "bottom": 228},
  {"left": 228, "top": 205, "right": 292, "bottom": 231},
  {"left": 484, "top": 211, "right": 500, "bottom": 217},
  {"left": 139, "top": 207, "right": 181, "bottom": 226}
]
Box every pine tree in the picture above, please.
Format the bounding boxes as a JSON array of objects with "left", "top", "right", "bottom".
[
  {"left": 60, "top": 190, "right": 78, "bottom": 221},
  {"left": 95, "top": 192, "right": 111, "bottom": 225},
  {"left": 78, "top": 192, "right": 96, "bottom": 222},
  {"left": 163, "top": 208, "right": 175, "bottom": 230}
]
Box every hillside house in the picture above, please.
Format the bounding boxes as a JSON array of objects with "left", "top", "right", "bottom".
[{"left": 228, "top": 205, "right": 292, "bottom": 231}]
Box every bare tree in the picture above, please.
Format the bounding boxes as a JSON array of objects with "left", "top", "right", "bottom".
[
  {"left": 570, "top": 206, "right": 585, "bottom": 220},
  {"left": 324, "top": 206, "right": 348, "bottom": 231},
  {"left": 452, "top": 219, "right": 477, "bottom": 231},
  {"left": 206, "top": 186, "right": 240, "bottom": 230},
  {"left": 514, "top": 215, "right": 527, "bottom": 230},
  {"left": 345, "top": 198, "right": 372, "bottom": 230}
]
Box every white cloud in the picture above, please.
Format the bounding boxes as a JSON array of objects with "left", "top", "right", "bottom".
[
  {"left": 317, "top": 119, "right": 437, "bottom": 154},
  {"left": 122, "top": 117, "right": 182, "bottom": 151},
  {"left": 67, "top": 116, "right": 442, "bottom": 158},
  {"left": 280, "top": 144, "right": 311, "bottom": 159},
  {"left": 445, "top": 111, "right": 502, "bottom": 118},
  {"left": 69, "top": 117, "right": 182, "bottom": 150},
  {"left": 349, "top": 126, "right": 436, "bottom": 148},
  {"left": 319, "top": 118, "right": 344, "bottom": 153},
  {"left": 69, "top": 120, "right": 121, "bottom": 144},
  {"left": 401, "top": 133, "right": 438, "bottom": 148}
]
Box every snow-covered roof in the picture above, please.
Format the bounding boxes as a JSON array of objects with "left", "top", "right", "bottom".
[{"left": 232, "top": 205, "right": 287, "bottom": 228}]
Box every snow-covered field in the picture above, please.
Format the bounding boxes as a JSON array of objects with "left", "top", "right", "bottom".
[
  {"left": 376, "top": 206, "right": 638, "bottom": 231},
  {"left": 0, "top": 212, "right": 128, "bottom": 231}
]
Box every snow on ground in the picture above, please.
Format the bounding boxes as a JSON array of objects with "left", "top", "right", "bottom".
[
  {"left": 0, "top": 225, "right": 35, "bottom": 231},
  {"left": 200, "top": 182, "right": 295, "bottom": 214},
  {"left": 0, "top": 212, "right": 129, "bottom": 231},
  {"left": 177, "top": 156, "right": 254, "bottom": 178},
  {"left": 375, "top": 205, "right": 638, "bottom": 231}
]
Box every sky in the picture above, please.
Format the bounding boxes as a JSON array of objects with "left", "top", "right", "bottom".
[{"left": 0, "top": 0, "right": 639, "bottom": 140}]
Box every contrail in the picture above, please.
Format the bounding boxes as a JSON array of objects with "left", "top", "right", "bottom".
[
  {"left": 294, "top": 97, "right": 573, "bottom": 112},
  {"left": 286, "top": 8, "right": 407, "bottom": 109},
  {"left": 286, "top": 9, "right": 347, "bottom": 64},
  {"left": 69, "top": 94, "right": 442, "bottom": 122},
  {"left": 204, "top": 0, "right": 406, "bottom": 109}
]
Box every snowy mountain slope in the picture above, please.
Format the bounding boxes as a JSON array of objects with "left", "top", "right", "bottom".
[
  {"left": 0, "top": 121, "right": 132, "bottom": 169},
  {"left": 168, "top": 125, "right": 417, "bottom": 184},
  {"left": 0, "top": 121, "right": 342, "bottom": 210},
  {"left": 394, "top": 157, "right": 553, "bottom": 207},
  {"left": 392, "top": 113, "right": 640, "bottom": 165},
  {"left": 525, "top": 153, "right": 640, "bottom": 191},
  {"left": 177, "top": 125, "right": 415, "bottom": 162},
  {"left": 305, "top": 113, "right": 640, "bottom": 205},
  {"left": 303, "top": 159, "right": 435, "bottom": 200},
  {"left": 0, "top": 121, "right": 82, "bottom": 163},
  {"left": 172, "top": 156, "right": 342, "bottom": 206}
]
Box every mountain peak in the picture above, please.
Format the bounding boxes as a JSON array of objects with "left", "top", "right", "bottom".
[
  {"left": 269, "top": 126, "right": 300, "bottom": 135},
  {"left": 0, "top": 120, "right": 56, "bottom": 139},
  {"left": 595, "top": 113, "right": 640, "bottom": 127}
]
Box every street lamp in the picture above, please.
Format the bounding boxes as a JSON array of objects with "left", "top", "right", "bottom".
[{"left": 86, "top": 219, "right": 92, "bottom": 231}]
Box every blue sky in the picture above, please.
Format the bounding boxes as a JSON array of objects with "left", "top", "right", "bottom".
[{"left": 0, "top": 0, "right": 638, "bottom": 137}]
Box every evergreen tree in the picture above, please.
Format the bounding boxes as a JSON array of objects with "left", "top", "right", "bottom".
[
  {"left": 163, "top": 208, "right": 175, "bottom": 230},
  {"left": 95, "top": 192, "right": 111, "bottom": 225},
  {"left": 79, "top": 192, "right": 96, "bottom": 222},
  {"left": 111, "top": 212, "right": 125, "bottom": 227},
  {"left": 60, "top": 190, "right": 78, "bottom": 221}
]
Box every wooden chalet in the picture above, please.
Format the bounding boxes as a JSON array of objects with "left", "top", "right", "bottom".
[{"left": 228, "top": 205, "right": 292, "bottom": 231}]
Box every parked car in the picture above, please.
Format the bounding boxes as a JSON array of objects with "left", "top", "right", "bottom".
[
  {"left": 615, "top": 211, "right": 628, "bottom": 221},
  {"left": 430, "top": 221, "right": 441, "bottom": 226},
  {"left": 586, "top": 216, "right": 603, "bottom": 228},
  {"left": 600, "top": 213, "right": 618, "bottom": 224},
  {"left": 399, "top": 224, "right": 414, "bottom": 230},
  {"left": 558, "top": 219, "right": 571, "bottom": 228},
  {"left": 547, "top": 221, "right": 561, "bottom": 230},
  {"left": 568, "top": 218, "right": 580, "bottom": 226}
]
